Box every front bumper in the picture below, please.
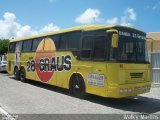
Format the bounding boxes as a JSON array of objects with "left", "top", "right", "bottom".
[{"left": 107, "top": 82, "right": 151, "bottom": 98}]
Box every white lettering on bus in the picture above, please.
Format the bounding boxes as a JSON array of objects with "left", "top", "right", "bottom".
[
  {"left": 27, "top": 55, "right": 72, "bottom": 72},
  {"left": 119, "top": 31, "right": 131, "bottom": 37},
  {"left": 119, "top": 31, "right": 146, "bottom": 40}
]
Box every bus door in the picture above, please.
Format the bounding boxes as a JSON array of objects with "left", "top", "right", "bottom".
[
  {"left": 89, "top": 35, "right": 107, "bottom": 94},
  {"left": 81, "top": 35, "right": 107, "bottom": 95}
]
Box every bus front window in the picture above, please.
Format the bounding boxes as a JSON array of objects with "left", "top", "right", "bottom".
[{"left": 110, "top": 36, "right": 149, "bottom": 63}]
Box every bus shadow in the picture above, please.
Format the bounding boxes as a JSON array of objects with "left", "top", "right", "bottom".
[
  {"left": 0, "top": 71, "right": 11, "bottom": 77},
  {"left": 23, "top": 79, "right": 69, "bottom": 95},
  {"left": 0, "top": 71, "right": 8, "bottom": 74},
  {"left": 10, "top": 77, "right": 160, "bottom": 114},
  {"left": 85, "top": 95, "right": 160, "bottom": 114}
]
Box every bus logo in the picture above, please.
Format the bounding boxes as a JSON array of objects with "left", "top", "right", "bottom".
[
  {"left": 35, "top": 38, "right": 56, "bottom": 82},
  {"left": 26, "top": 38, "right": 72, "bottom": 83}
]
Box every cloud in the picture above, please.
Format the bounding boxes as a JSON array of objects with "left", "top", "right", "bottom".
[
  {"left": 3, "top": 12, "right": 16, "bottom": 22},
  {"left": 0, "top": 12, "right": 21, "bottom": 38},
  {"left": 0, "top": 12, "right": 60, "bottom": 39},
  {"left": 106, "top": 17, "right": 119, "bottom": 24},
  {"left": 49, "top": 0, "right": 56, "bottom": 3},
  {"left": 120, "top": 8, "right": 136, "bottom": 25},
  {"left": 39, "top": 23, "right": 60, "bottom": 33},
  {"left": 145, "top": 1, "right": 160, "bottom": 10},
  {"left": 125, "top": 8, "right": 136, "bottom": 21},
  {"left": 152, "top": 1, "right": 160, "bottom": 10},
  {"left": 16, "top": 25, "right": 33, "bottom": 38},
  {"left": 105, "top": 8, "right": 136, "bottom": 26},
  {"left": 75, "top": 8, "right": 136, "bottom": 26},
  {"left": 75, "top": 8, "right": 102, "bottom": 24}
]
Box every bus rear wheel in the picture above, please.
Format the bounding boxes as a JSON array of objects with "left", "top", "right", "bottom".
[
  {"left": 19, "top": 68, "right": 26, "bottom": 82},
  {"left": 70, "top": 74, "right": 86, "bottom": 99},
  {"left": 14, "top": 67, "right": 19, "bottom": 80}
]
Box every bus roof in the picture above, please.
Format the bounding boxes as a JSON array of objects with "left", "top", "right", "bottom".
[{"left": 10, "top": 24, "right": 145, "bottom": 42}]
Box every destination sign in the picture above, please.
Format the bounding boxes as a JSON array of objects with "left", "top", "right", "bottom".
[{"left": 119, "top": 31, "right": 146, "bottom": 40}]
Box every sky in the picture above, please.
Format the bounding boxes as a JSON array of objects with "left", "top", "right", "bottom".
[{"left": 0, "top": 0, "right": 160, "bottom": 39}]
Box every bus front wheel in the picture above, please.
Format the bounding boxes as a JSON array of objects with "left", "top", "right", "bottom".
[
  {"left": 19, "top": 67, "right": 26, "bottom": 82},
  {"left": 69, "top": 74, "right": 86, "bottom": 99}
]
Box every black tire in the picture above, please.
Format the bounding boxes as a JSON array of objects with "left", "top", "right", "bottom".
[
  {"left": 19, "top": 68, "right": 26, "bottom": 82},
  {"left": 14, "top": 67, "right": 19, "bottom": 80},
  {"left": 70, "top": 75, "right": 86, "bottom": 99}
]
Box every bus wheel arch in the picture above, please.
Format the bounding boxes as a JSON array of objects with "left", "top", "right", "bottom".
[
  {"left": 69, "top": 73, "right": 86, "bottom": 99},
  {"left": 14, "top": 66, "right": 19, "bottom": 80},
  {"left": 19, "top": 67, "right": 26, "bottom": 82}
]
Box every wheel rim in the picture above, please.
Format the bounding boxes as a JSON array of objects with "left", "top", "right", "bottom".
[
  {"left": 14, "top": 69, "right": 18, "bottom": 79},
  {"left": 72, "top": 76, "right": 83, "bottom": 96},
  {"left": 14, "top": 70, "right": 17, "bottom": 76}
]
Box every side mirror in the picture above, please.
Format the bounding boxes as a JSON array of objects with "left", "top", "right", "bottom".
[
  {"left": 107, "top": 29, "right": 119, "bottom": 48},
  {"left": 112, "top": 33, "right": 119, "bottom": 48}
]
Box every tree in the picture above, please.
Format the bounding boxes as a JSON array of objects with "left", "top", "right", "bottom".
[{"left": 0, "top": 39, "right": 9, "bottom": 55}]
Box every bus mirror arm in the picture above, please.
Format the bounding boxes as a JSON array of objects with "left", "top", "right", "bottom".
[{"left": 106, "top": 29, "right": 118, "bottom": 33}]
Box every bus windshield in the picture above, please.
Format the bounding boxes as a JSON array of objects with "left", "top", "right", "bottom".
[{"left": 110, "top": 31, "right": 149, "bottom": 63}]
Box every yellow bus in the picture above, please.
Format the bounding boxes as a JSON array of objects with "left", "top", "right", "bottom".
[{"left": 7, "top": 25, "right": 151, "bottom": 98}]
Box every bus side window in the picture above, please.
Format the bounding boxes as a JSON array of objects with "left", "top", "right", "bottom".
[
  {"left": 9, "top": 42, "right": 16, "bottom": 52},
  {"left": 67, "top": 31, "right": 81, "bottom": 50},
  {"left": 66, "top": 31, "right": 81, "bottom": 59},
  {"left": 58, "top": 34, "right": 66, "bottom": 50},
  {"left": 51, "top": 35, "right": 60, "bottom": 50},
  {"left": 16, "top": 41, "right": 23, "bottom": 51},
  {"left": 93, "top": 36, "right": 106, "bottom": 60},
  {"left": 32, "top": 38, "right": 43, "bottom": 51},
  {"left": 81, "top": 36, "right": 93, "bottom": 60},
  {"left": 22, "top": 40, "right": 33, "bottom": 52}
]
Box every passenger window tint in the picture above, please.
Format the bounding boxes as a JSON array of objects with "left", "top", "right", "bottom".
[
  {"left": 22, "top": 40, "right": 32, "bottom": 51},
  {"left": 9, "top": 42, "right": 16, "bottom": 52},
  {"left": 81, "top": 36, "right": 93, "bottom": 59},
  {"left": 67, "top": 31, "right": 81, "bottom": 50},
  {"left": 93, "top": 36, "right": 106, "bottom": 60},
  {"left": 32, "top": 38, "right": 42, "bottom": 51},
  {"left": 15, "top": 42, "right": 23, "bottom": 52},
  {"left": 51, "top": 35, "right": 60, "bottom": 49},
  {"left": 59, "top": 34, "right": 66, "bottom": 50}
]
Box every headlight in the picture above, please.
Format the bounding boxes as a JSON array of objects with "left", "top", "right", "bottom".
[
  {"left": 119, "top": 89, "right": 124, "bottom": 93},
  {"left": 128, "top": 88, "right": 132, "bottom": 92},
  {"left": 124, "top": 89, "right": 128, "bottom": 93}
]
